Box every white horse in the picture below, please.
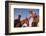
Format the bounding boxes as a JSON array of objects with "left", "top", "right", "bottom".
[{"left": 29, "top": 16, "right": 33, "bottom": 27}]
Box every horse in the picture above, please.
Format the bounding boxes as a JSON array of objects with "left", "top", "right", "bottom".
[{"left": 14, "top": 15, "right": 39, "bottom": 27}]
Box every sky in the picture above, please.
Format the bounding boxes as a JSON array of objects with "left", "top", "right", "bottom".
[{"left": 14, "top": 8, "right": 39, "bottom": 20}]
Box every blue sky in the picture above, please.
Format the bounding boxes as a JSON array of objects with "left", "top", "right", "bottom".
[{"left": 14, "top": 8, "right": 39, "bottom": 20}]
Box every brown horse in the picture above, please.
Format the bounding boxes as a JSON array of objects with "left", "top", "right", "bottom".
[
  {"left": 20, "top": 15, "right": 39, "bottom": 27},
  {"left": 21, "top": 18, "right": 29, "bottom": 26},
  {"left": 14, "top": 15, "right": 39, "bottom": 27},
  {"left": 31, "top": 15, "right": 39, "bottom": 27}
]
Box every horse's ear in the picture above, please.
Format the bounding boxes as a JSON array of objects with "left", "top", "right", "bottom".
[
  {"left": 29, "top": 16, "right": 31, "bottom": 20},
  {"left": 26, "top": 17, "right": 27, "bottom": 19}
]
